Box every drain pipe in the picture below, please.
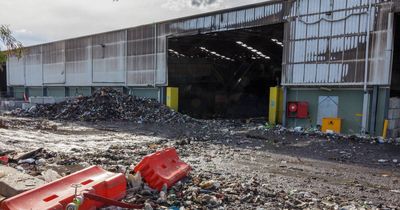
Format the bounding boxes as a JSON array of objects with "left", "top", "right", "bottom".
[{"left": 361, "top": 0, "right": 373, "bottom": 134}]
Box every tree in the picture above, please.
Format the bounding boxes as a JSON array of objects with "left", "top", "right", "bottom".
[{"left": 0, "top": 25, "right": 23, "bottom": 68}]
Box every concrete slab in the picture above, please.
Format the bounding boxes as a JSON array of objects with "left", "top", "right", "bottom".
[{"left": 0, "top": 165, "right": 45, "bottom": 198}]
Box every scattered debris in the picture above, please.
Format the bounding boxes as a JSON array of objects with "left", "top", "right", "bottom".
[
  {"left": 15, "top": 148, "right": 43, "bottom": 161},
  {"left": 0, "top": 108, "right": 399, "bottom": 208},
  {"left": 378, "top": 159, "right": 388, "bottom": 163},
  {"left": 41, "top": 169, "right": 61, "bottom": 183},
  {"left": 0, "top": 155, "right": 8, "bottom": 165},
  {"left": 0, "top": 165, "right": 45, "bottom": 198},
  {"left": 127, "top": 172, "right": 142, "bottom": 192}
]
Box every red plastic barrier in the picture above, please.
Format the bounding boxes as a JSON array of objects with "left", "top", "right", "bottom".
[
  {"left": 134, "top": 147, "right": 191, "bottom": 191},
  {"left": 0, "top": 166, "right": 126, "bottom": 210},
  {"left": 0, "top": 155, "right": 8, "bottom": 164}
]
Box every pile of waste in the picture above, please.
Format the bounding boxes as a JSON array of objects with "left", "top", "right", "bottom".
[{"left": 12, "top": 88, "right": 193, "bottom": 124}]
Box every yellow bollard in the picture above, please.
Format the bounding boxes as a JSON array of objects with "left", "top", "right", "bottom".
[
  {"left": 382, "top": 119, "right": 388, "bottom": 139},
  {"left": 166, "top": 87, "right": 179, "bottom": 112},
  {"left": 269, "top": 87, "right": 283, "bottom": 125}
]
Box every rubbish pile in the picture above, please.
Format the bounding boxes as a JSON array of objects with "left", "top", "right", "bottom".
[
  {"left": 0, "top": 147, "right": 193, "bottom": 210},
  {"left": 12, "top": 88, "right": 193, "bottom": 124}
]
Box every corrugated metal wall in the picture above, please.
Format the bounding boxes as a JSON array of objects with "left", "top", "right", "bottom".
[
  {"left": 65, "top": 37, "right": 91, "bottom": 86},
  {"left": 127, "top": 25, "right": 155, "bottom": 85},
  {"left": 7, "top": 56, "right": 25, "bottom": 86},
  {"left": 42, "top": 41, "right": 65, "bottom": 84},
  {"left": 6, "top": 0, "right": 395, "bottom": 88},
  {"left": 25, "top": 46, "right": 42, "bottom": 86},
  {"left": 92, "top": 30, "right": 126, "bottom": 83},
  {"left": 165, "top": 2, "right": 283, "bottom": 35},
  {"left": 283, "top": 0, "right": 393, "bottom": 86},
  {"left": 6, "top": 0, "right": 285, "bottom": 88}
]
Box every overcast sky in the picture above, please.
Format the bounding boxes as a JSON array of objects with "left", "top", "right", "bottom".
[{"left": 0, "top": 0, "right": 266, "bottom": 47}]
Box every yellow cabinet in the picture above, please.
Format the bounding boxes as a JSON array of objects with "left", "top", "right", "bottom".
[{"left": 322, "top": 118, "right": 341, "bottom": 133}]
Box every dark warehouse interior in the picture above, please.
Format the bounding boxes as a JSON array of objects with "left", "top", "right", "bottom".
[
  {"left": 168, "top": 23, "right": 284, "bottom": 119},
  {"left": 391, "top": 13, "right": 400, "bottom": 97}
]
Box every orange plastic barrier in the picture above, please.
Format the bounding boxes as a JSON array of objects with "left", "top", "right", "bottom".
[
  {"left": 134, "top": 147, "right": 191, "bottom": 191},
  {"left": 0, "top": 166, "right": 126, "bottom": 210}
]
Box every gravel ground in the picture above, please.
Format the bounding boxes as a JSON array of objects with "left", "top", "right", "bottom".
[{"left": 0, "top": 115, "right": 399, "bottom": 209}]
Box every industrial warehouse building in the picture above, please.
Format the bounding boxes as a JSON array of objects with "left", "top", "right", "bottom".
[{"left": 4, "top": 0, "right": 400, "bottom": 137}]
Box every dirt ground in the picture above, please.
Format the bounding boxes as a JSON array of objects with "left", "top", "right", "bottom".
[{"left": 0, "top": 115, "right": 400, "bottom": 209}]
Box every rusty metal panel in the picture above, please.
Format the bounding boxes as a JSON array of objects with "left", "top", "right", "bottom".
[
  {"left": 65, "top": 37, "right": 92, "bottom": 86},
  {"left": 25, "top": 46, "right": 42, "bottom": 86},
  {"left": 42, "top": 41, "right": 65, "bottom": 84},
  {"left": 92, "top": 30, "right": 125, "bottom": 83}
]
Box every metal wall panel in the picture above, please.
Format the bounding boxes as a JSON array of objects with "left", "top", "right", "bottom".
[
  {"left": 156, "top": 23, "right": 167, "bottom": 85},
  {"left": 167, "top": 1, "right": 284, "bottom": 35},
  {"left": 127, "top": 25, "right": 156, "bottom": 85},
  {"left": 92, "top": 30, "right": 125, "bottom": 83},
  {"left": 283, "top": 0, "right": 392, "bottom": 86},
  {"left": 7, "top": 0, "right": 394, "bottom": 88},
  {"left": 368, "top": 3, "right": 392, "bottom": 85},
  {"left": 8, "top": 56, "right": 25, "bottom": 86},
  {"left": 42, "top": 41, "right": 65, "bottom": 84},
  {"left": 65, "top": 37, "right": 92, "bottom": 86},
  {"left": 25, "top": 46, "right": 42, "bottom": 86}
]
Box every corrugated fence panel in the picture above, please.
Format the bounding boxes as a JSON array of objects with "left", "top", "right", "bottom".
[
  {"left": 92, "top": 30, "right": 125, "bottom": 83},
  {"left": 65, "top": 37, "right": 92, "bottom": 86},
  {"left": 25, "top": 46, "right": 42, "bottom": 86},
  {"left": 42, "top": 41, "right": 65, "bottom": 84}
]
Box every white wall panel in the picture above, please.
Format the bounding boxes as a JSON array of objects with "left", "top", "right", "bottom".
[
  {"left": 43, "top": 42, "right": 65, "bottom": 84},
  {"left": 127, "top": 25, "right": 156, "bottom": 85},
  {"left": 92, "top": 31, "right": 125, "bottom": 83},
  {"left": 25, "top": 46, "right": 42, "bottom": 86},
  {"left": 65, "top": 37, "right": 92, "bottom": 86},
  {"left": 8, "top": 57, "right": 25, "bottom": 86}
]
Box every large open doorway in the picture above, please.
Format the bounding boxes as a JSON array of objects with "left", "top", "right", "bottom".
[
  {"left": 391, "top": 13, "right": 400, "bottom": 97},
  {"left": 167, "top": 23, "right": 284, "bottom": 119}
]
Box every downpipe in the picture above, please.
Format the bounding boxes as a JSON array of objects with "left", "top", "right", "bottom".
[{"left": 361, "top": 0, "right": 372, "bottom": 134}]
